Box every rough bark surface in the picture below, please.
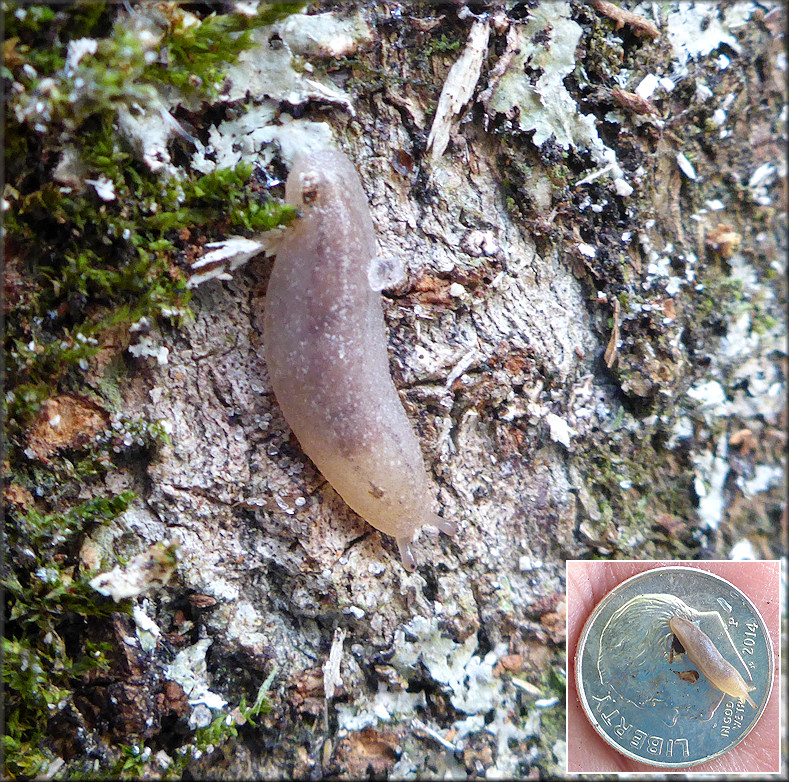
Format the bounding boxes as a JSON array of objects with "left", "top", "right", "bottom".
[{"left": 5, "top": 0, "right": 785, "bottom": 778}]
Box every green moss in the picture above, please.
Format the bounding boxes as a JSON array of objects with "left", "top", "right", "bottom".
[
  {"left": 3, "top": 0, "right": 297, "bottom": 472},
  {"left": 569, "top": 405, "right": 702, "bottom": 558},
  {"left": 5, "top": 127, "right": 293, "bottom": 429},
  {"left": 576, "top": 8, "right": 625, "bottom": 84},
  {"left": 425, "top": 32, "right": 462, "bottom": 56},
  {"left": 747, "top": 287, "right": 780, "bottom": 336},
  {"left": 535, "top": 696, "right": 563, "bottom": 738},
  {"left": 544, "top": 664, "right": 566, "bottom": 695},
  {"left": 692, "top": 274, "right": 747, "bottom": 332},
  {"left": 146, "top": 4, "right": 305, "bottom": 99},
  {"left": 546, "top": 165, "right": 570, "bottom": 187},
  {"left": 3, "top": 3, "right": 298, "bottom": 775},
  {"left": 5, "top": 1, "right": 304, "bottom": 129},
  {"left": 751, "top": 311, "right": 777, "bottom": 335},
  {"left": 5, "top": 1, "right": 111, "bottom": 46},
  {"left": 3, "top": 492, "right": 135, "bottom": 778},
  {"left": 137, "top": 669, "right": 278, "bottom": 779},
  {"left": 150, "top": 162, "right": 297, "bottom": 233},
  {"left": 528, "top": 661, "right": 567, "bottom": 775},
  {"left": 2, "top": 4, "right": 64, "bottom": 75},
  {"left": 111, "top": 743, "right": 153, "bottom": 778}
]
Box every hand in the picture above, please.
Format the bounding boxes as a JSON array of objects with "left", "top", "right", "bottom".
[{"left": 566, "top": 560, "right": 780, "bottom": 773}]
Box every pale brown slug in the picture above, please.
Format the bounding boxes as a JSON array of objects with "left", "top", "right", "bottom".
[
  {"left": 669, "top": 616, "right": 758, "bottom": 708},
  {"left": 263, "top": 149, "right": 456, "bottom": 570}
]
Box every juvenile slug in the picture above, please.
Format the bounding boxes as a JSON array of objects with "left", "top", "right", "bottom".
[
  {"left": 263, "top": 149, "right": 456, "bottom": 570},
  {"left": 669, "top": 616, "right": 757, "bottom": 708}
]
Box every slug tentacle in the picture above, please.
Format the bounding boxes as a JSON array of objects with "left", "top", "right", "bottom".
[
  {"left": 397, "top": 537, "right": 417, "bottom": 572},
  {"left": 264, "top": 149, "right": 455, "bottom": 570},
  {"left": 433, "top": 516, "right": 458, "bottom": 536},
  {"left": 668, "top": 616, "right": 758, "bottom": 709}
]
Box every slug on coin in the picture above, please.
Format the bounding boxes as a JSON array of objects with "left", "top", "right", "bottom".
[
  {"left": 263, "top": 149, "right": 456, "bottom": 570},
  {"left": 669, "top": 616, "right": 757, "bottom": 708}
]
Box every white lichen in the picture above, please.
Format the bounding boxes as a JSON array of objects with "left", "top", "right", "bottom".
[
  {"left": 64, "top": 38, "right": 98, "bottom": 73},
  {"left": 676, "top": 151, "right": 697, "bottom": 180},
  {"left": 85, "top": 175, "right": 115, "bottom": 201},
  {"left": 278, "top": 11, "right": 372, "bottom": 59},
  {"left": 221, "top": 25, "right": 355, "bottom": 113},
  {"left": 128, "top": 335, "right": 170, "bottom": 365},
  {"left": 323, "top": 627, "right": 346, "bottom": 700},
  {"left": 165, "top": 638, "right": 228, "bottom": 710},
  {"left": 484, "top": 1, "right": 627, "bottom": 189},
  {"left": 545, "top": 413, "right": 574, "bottom": 448},
  {"left": 686, "top": 380, "right": 728, "bottom": 414},
  {"left": 133, "top": 604, "right": 162, "bottom": 653},
  {"left": 740, "top": 464, "right": 784, "bottom": 498},
  {"left": 664, "top": 1, "right": 752, "bottom": 69},
  {"left": 89, "top": 541, "right": 176, "bottom": 600},
  {"left": 188, "top": 235, "right": 274, "bottom": 288},
  {"left": 693, "top": 437, "right": 729, "bottom": 530},
  {"left": 391, "top": 615, "right": 508, "bottom": 714},
  {"left": 336, "top": 688, "right": 427, "bottom": 732},
  {"left": 117, "top": 104, "right": 180, "bottom": 175},
  {"left": 191, "top": 109, "right": 333, "bottom": 175},
  {"left": 728, "top": 538, "right": 758, "bottom": 560}
]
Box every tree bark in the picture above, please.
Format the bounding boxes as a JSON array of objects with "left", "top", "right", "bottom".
[{"left": 8, "top": 1, "right": 785, "bottom": 777}]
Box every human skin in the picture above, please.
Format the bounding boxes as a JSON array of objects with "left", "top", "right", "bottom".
[{"left": 566, "top": 560, "right": 781, "bottom": 773}]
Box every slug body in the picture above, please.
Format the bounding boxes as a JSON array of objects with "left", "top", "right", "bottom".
[
  {"left": 669, "top": 616, "right": 757, "bottom": 708},
  {"left": 263, "top": 149, "right": 455, "bottom": 569}
]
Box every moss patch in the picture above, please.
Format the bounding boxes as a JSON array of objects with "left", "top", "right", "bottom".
[
  {"left": 3, "top": 1, "right": 297, "bottom": 775},
  {"left": 3, "top": 492, "right": 135, "bottom": 777}
]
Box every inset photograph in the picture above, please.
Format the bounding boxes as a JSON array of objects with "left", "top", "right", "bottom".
[{"left": 567, "top": 560, "right": 780, "bottom": 774}]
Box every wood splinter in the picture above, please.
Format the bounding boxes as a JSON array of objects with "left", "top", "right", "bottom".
[{"left": 591, "top": 0, "right": 661, "bottom": 40}]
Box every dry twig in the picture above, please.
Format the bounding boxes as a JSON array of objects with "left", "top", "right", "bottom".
[{"left": 591, "top": 0, "right": 660, "bottom": 40}]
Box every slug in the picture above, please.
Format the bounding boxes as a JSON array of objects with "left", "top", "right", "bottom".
[
  {"left": 668, "top": 616, "right": 757, "bottom": 708},
  {"left": 263, "top": 149, "right": 456, "bottom": 570}
]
